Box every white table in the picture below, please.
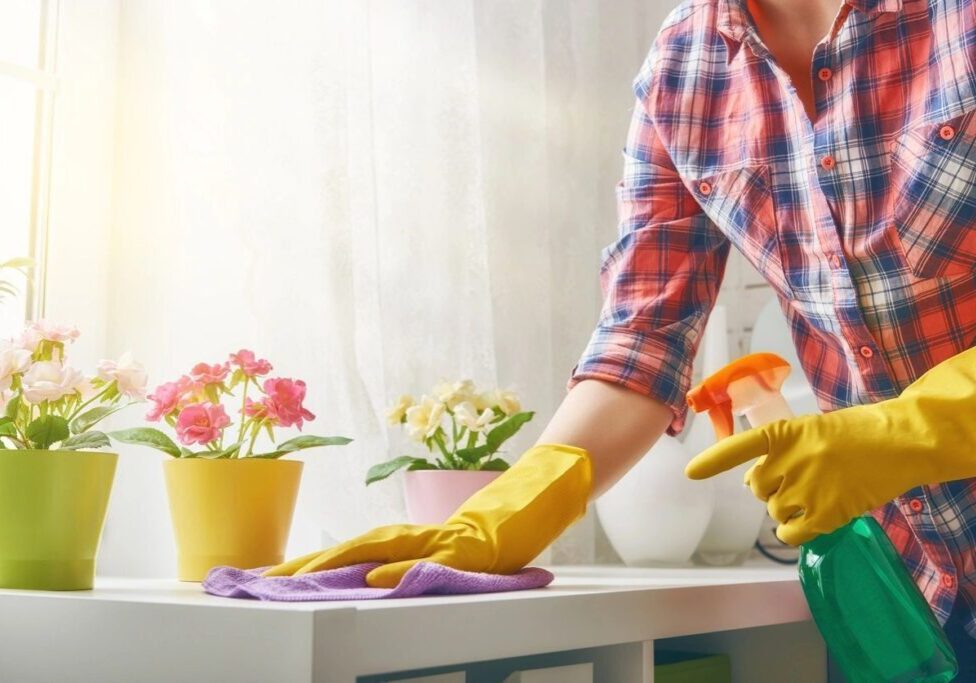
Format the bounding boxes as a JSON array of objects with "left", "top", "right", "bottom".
[{"left": 0, "top": 562, "right": 826, "bottom": 682}]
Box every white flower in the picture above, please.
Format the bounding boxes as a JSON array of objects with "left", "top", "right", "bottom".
[
  {"left": 97, "top": 352, "right": 148, "bottom": 399},
  {"left": 0, "top": 344, "right": 31, "bottom": 392},
  {"left": 18, "top": 320, "right": 80, "bottom": 351},
  {"left": 405, "top": 396, "right": 446, "bottom": 442},
  {"left": 485, "top": 389, "right": 521, "bottom": 416},
  {"left": 433, "top": 379, "right": 477, "bottom": 409},
  {"left": 21, "top": 361, "right": 86, "bottom": 404},
  {"left": 387, "top": 394, "right": 415, "bottom": 426},
  {"left": 454, "top": 401, "right": 494, "bottom": 433}
]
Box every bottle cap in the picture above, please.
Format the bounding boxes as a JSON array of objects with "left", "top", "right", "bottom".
[{"left": 687, "top": 353, "right": 791, "bottom": 439}]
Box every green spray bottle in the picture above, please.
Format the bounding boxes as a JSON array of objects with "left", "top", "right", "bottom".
[{"left": 687, "top": 353, "right": 957, "bottom": 683}]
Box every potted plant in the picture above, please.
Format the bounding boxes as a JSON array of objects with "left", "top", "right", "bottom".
[
  {"left": 0, "top": 320, "right": 146, "bottom": 590},
  {"left": 370, "top": 380, "right": 534, "bottom": 524},
  {"left": 111, "top": 349, "right": 351, "bottom": 581}
]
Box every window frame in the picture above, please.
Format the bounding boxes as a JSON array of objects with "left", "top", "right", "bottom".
[{"left": 0, "top": 0, "right": 59, "bottom": 323}]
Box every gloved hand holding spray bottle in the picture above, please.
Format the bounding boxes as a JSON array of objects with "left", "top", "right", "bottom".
[{"left": 686, "top": 353, "right": 957, "bottom": 683}]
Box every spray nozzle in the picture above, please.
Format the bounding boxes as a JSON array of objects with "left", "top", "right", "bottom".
[{"left": 687, "top": 352, "right": 793, "bottom": 438}]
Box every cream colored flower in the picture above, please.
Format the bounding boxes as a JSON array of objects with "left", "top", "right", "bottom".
[
  {"left": 387, "top": 394, "right": 415, "bottom": 426},
  {"left": 0, "top": 344, "right": 31, "bottom": 392},
  {"left": 472, "top": 392, "right": 492, "bottom": 412},
  {"left": 486, "top": 389, "right": 521, "bottom": 416},
  {"left": 405, "top": 396, "right": 446, "bottom": 442},
  {"left": 18, "top": 320, "right": 80, "bottom": 351},
  {"left": 21, "top": 361, "right": 86, "bottom": 404},
  {"left": 97, "top": 352, "right": 148, "bottom": 399},
  {"left": 433, "top": 379, "right": 477, "bottom": 409},
  {"left": 454, "top": 401, "right": 494, "bottom": 433}
]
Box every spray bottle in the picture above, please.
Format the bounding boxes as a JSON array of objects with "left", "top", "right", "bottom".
[{"left": 687, "top": 353, "right": 957, "bottom": 683}]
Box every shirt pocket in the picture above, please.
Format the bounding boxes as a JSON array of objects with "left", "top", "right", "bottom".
[
  {"left": 689, "top": 164, "right": 790, "bottom": 296},
  {"left": 891, "top": 110, "right": 976, "bottom": 279}
]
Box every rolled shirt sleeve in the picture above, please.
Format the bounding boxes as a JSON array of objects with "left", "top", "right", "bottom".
[{"left": 569, "top": 96, "right": 730, "bottom": 434}]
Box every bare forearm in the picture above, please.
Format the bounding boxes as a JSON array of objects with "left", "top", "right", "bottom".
[{"left": 536, "top": 379, "right": 673, "bottom": 498}]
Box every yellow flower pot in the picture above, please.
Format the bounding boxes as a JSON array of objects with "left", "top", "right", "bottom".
[
  {"left": 0, "top": 449, "right": 117, "bottom": 590},
  {"left": 163, "top": 458, "right": 303, "bottom": 581}
]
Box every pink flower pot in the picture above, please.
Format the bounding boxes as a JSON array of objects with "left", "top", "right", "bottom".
[{"left": 403, "top": 470, "right": 503, "bottom": 525}]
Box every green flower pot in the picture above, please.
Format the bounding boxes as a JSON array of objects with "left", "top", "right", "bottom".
[{"left": 0, "top": 449, "right": 117, "bottom": 590}]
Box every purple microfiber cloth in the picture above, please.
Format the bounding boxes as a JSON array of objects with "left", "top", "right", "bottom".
[{"left": 202, "top": 562, "right": 554, "bottom": 601}]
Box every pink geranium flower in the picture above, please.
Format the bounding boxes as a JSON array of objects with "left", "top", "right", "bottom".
[
  {"left": 146, "top": 375, "right": 193, "bottom": 422},
  {"left": 249, "top": 378, "right": 315, "bottom": 429},
  {"left": 175, "top": 402, "right": 231, "bottom": 446},
  {"left": 230, "top": 349, "right": 272, "bottom": 378},
  {"left": 189, "top": 361, "right": 229, "bottom": 385}
]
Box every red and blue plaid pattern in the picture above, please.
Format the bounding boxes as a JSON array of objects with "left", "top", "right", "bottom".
[{"left": 572, "top": 0, "right": 976, "bottom": 624}]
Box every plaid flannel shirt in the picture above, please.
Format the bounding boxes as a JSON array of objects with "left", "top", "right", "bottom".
[{"left": 572, "top": 0, "right": 976, "bottom": 625}]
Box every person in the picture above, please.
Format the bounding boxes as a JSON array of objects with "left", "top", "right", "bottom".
[{"left": 268, "top": 0, "right": 976, "bottom": 673}]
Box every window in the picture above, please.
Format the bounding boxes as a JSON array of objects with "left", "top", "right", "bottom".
[{"left": 0, "top": 0, "right": 57, "bottom": 337}]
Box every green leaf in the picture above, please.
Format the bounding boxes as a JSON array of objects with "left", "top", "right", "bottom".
[
  {"left": 109, "top": 427, "right": 181, "bottom": 457},
  {"left": 455, "top": 445, "right": 490, "bottom": 464},
  {"left": 279, "top": 434, "right": 353, "bottom": 452},
  {"left": 228, "top": 368, "right": 245, "bottom": 390},
  {"left": 5, "top": 395, "right": 21, "bottom": 420},
  {"left": 253, "top": 434, "right": 353, "bottom": 459},
  {"left": 0, "top": 422, "right": 16, "bottom": 437},
  {"left": 70, "top": 403, "right": 133, "bottom": 435},
  {"left": 179, "top": 447, "right": 194, "bottom": 457},
  {"left": 26, "top": 415, "right": 70, "bottom": 450},
  {"left": 60, "top": 431, "right": 112, "bottom": 451},
  {"left": 213, "top": 441, "right": 242, "bottom": 458},
  {"left": 407, "top": 460, "right": 438, "bottom": 471},
  {"left": 485, "top": 411, "right": 535, "bottom": 454},
  {"left": 479, "top": 458, "right": 510, "bottom": 472},
  {"left": 0, "top": 257, "right": 33, "bottom": 270},
  {"left": 365, "top": 456, "right": 429, "bottom": 485}
]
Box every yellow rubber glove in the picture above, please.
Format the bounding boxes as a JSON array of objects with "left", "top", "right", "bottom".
[
  {"left": 264, "top": 444, "right": 592, "bottom": 587},
  {"left": 686, "top": 347, "right": 976, "bottom": 546}
]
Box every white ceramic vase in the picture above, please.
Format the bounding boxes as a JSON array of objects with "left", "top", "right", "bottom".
[{"left": 596, "top": 436, "right": 714, "bottom": 567}]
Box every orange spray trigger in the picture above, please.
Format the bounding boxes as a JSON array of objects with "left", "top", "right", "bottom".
[{"left": 686, "top": 353, "right": 792, "bottom": 439}]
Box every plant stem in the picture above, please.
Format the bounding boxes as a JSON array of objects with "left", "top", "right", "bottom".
[
  {"left": 67, "top": 383, "right": 115, "bottom": 422},
  {"left": 236, "top": 376, "right": 250, "bottom": 444},
  {"left": 245, "top": 421, "right": 261, "bottom": 457},
  {"left": 450, "top": 416, "right": 460, "bottom": 457},
  {"left": 433, "top": 431, "right": 453, "bottom": 466}
]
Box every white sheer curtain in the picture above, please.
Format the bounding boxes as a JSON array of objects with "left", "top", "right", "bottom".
[{"left": 92, "top": 0, "right": 680, "bottom": 576}]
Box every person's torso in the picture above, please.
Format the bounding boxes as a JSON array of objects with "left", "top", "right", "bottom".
[{"left": 646, "top": 0, "right": 976, "bottom": 412}]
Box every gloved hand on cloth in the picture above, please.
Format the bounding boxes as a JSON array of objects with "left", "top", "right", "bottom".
[
  {"left": 686, "top": 347, "right": 976, "bottom": 546},
  {"left": 264, "top": 444, "right": 592, "bottom": 587}
]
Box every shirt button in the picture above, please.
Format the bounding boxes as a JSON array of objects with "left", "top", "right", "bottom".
[
  {"left": 859, "top": 345, "right": 874, "bottom": 359},
  {"left": 820, "top": 155, "right": 836, "bottom": 170},
  {"left": 818, "top": 67, "right": 833, "bottom": 81},
  {"left": 829, "top": 254, "right": 842, "bottom": 269},
  {"left": 939, "top": 125, "right": 956, "bottom": 141},
  {"left": 942, "top": 574, "right": 956, "bottom": 589},
  {"left": 909, "top": 498, "right": 924, "bottom": 513},
  {"left": 698, "top": 181, "right": 712, "bottom": 195}
]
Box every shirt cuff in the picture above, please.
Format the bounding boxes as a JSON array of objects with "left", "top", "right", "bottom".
[{"left": 568, "top": 326, "right": 693, "bottom": 435}]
